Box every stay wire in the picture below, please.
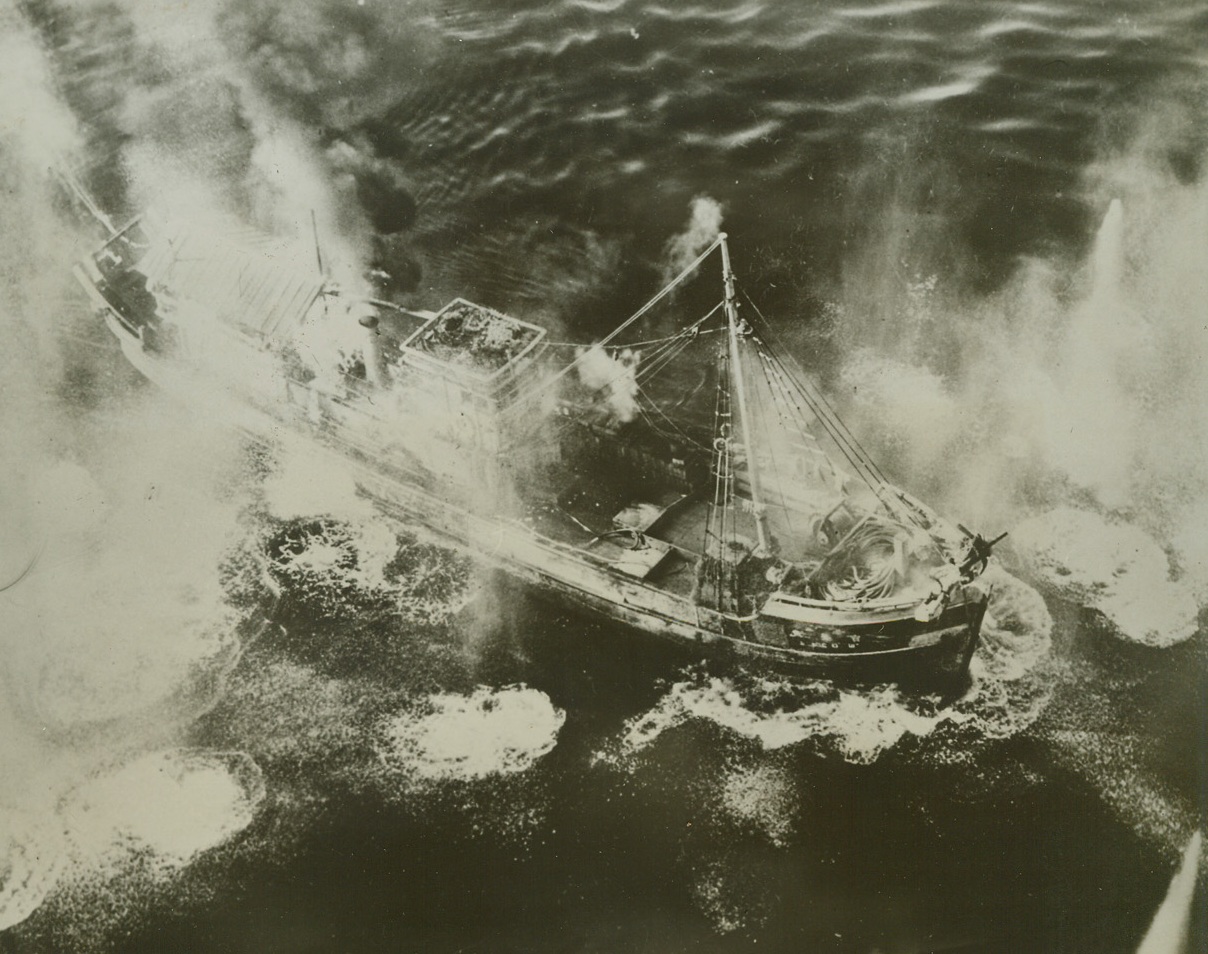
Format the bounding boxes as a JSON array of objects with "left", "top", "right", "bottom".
[
  {"left": 740, "top": 292, "right": 924, "bottom": 528},
  {"left": 745, "top": 345, "right": 798, "bottom": 545},
  {"left": 513, "top": 237, "right": 724, "bottom": 406},
  {"left": 738, "top": 287, "right": 892, "bottom": 490},
  {"left": 754, "top": 339, "right": 874, "bottom": 499}
]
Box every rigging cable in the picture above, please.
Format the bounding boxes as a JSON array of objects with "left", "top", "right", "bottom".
[
  {"left": 543, "top": 327, "right": 722, "bottom": 352},
  {"left": 740, "top": 287, "right": 894, "bottom": 490},
  {"left": 558, "top": 304, "right": 723, "bottom": 416},
  {"left": 737, "top": 288, "right": 921, "bottom": 525},
  {"left": 743, "top": 342, "right": 799, "bottom": 547},
  {"left": 635, "top": 388, "right": 713, "bottom": 453},
  {"left": 754, "top": 339, "right": 879, "bottom": 503},
  {"left": 506, "top": 312, "right": 706, "bottom": 445},
  {"left": 512, "top": 237, "right": 724, "bottom": 407},
  {"left": 761, "top": 342, "right": 909, "bottom": 522}
]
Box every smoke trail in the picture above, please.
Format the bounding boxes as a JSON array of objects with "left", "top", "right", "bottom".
[
  {"left": 0, "top": 9, "right": 81, "bottom": 168},
  {"left": 661, "top": 196, "right": 723, "bottom": 284},
  {"left": 45, "top": 0, "right": 376, "bottom": 293}
]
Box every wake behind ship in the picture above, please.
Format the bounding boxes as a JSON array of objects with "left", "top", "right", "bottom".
[{"left": 73, "top": 202, "right": 998, "bottom": 693}]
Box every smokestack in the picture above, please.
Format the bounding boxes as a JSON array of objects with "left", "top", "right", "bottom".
[{"left": 358, "top": 310, "right": 387, "bottom": 387}]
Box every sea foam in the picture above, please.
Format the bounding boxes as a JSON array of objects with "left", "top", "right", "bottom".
[
  {"left": 1010, "top": 507, "right": 1199, "bottom": 647},
  {"left": 380, "top": 686, "right": 565, "bottom": 782},
  {"left": 604, "top": 567, "right": 1053, "bottom": 767},
  {"left": 62, "top": 749, "right": 265, "bottom": 872}
]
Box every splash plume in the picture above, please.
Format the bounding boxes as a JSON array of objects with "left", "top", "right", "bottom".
[
  {"left": 0, "top": 14, "right": 272, "bottom": 930},
  {"left": 833, "top": 136, "right": 1208, "bottom": 621}
]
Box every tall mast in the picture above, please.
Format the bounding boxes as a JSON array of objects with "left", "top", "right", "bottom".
[{"left": 719, "top": 233, "right": 770, "bottom": 554}]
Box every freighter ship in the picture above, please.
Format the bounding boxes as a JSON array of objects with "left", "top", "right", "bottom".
[{"left": 73, "top": 202, "right": 999, "bottom": 692}]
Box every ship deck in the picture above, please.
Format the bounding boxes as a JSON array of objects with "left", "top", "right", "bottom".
[{"left": 519, "top": 470, "right": 831, "bottom": 606}]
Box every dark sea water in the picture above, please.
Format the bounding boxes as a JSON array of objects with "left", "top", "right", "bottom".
[{"left": 1, "top": 0, "right": 1207, "bottom": 952}]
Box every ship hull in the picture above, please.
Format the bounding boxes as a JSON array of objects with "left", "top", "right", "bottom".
[
  {"left": 518, "top": 567, "right": 984, "bottom": 691},
  {"left": 80, "top": 276, "right": 986, "bottom": 693}
]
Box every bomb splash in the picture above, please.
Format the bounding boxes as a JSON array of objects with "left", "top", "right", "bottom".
[{"left": 379, "top": 686, "right": 566, "bottom": 783}]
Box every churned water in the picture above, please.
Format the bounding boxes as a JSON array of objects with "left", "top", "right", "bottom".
[{"left": 0, "top": 0, "right": 1205, "bottom": 951}]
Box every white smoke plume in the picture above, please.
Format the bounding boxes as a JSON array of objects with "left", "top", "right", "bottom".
[
  {"left": 55, "top": 0, "right": 375, "bottom": 296},
  {"left": 0, "top": 11, "right": 81, "bottom": 169},
  {"left": 0, "top": 14, "right": 271, "bottom": 931},
  {"left": 830, "top": 123, "right": 1208, "bottom": 624},
  {"left": 575, "top": 343, "right": 641, "bottom": 426},
  {"left": 662, "top": 195, "right": 724, "bottom": 283}
]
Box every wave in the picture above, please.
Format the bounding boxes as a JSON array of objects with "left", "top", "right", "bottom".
[{"left": 599, "top": 566, "right": 1053, "bottom": 768}]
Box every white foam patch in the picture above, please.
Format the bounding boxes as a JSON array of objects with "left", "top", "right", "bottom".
[
  {"left": 973, "top": 563, "right": 1054, "bottom": 682},
  {"left": 267, "top": 517, "right": 397, "bottom": 592},
  {"left": 614, "top": 677, "right": 947, "bottom": 765},
  {"left": 719, "top": 763, "right": 797, "bottom": 847},
  {"left": 380, "top": 686, "right": 565, "bottom": 781},
  {"left": 1011, "top": 508, "right": 1199, "bottom": 647},
  {"left": 262, "top": 442, "right": 479, "bottom": 621},
  {"left": 0, "top": 810, "right": 66, "bottom": 932},
  {"left": 0, "top": 749, "right": 263, "bottom": 930},
  {"left": 264, "top": 515, "right": 477, "bottom": 628},
  {"left": 62, "top": 749, "right": 264, "bottom": 871},
  {"left": 608, "top": 568, "right": 1053, "bottom": 766}
]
